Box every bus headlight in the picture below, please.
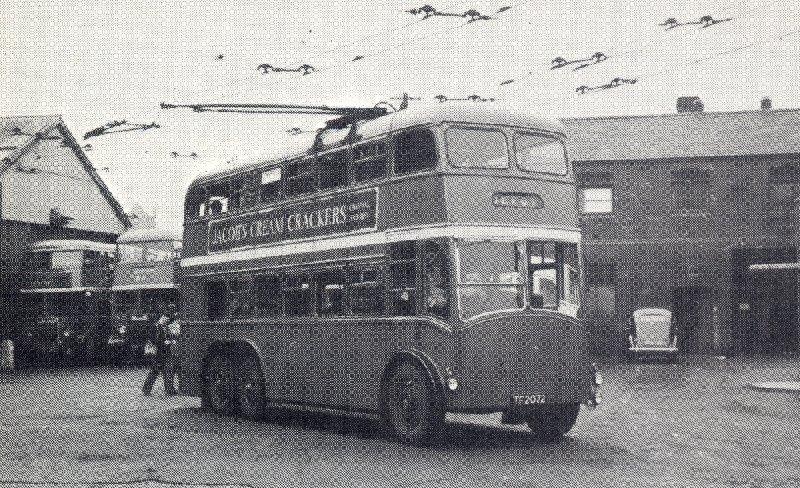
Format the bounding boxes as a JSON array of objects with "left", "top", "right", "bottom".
[
  {"left": 118, "top": 325, "right": 127, "bottom": 335},
  {"left": 447, "top": 377, "right": 459, "bottom": 391}
]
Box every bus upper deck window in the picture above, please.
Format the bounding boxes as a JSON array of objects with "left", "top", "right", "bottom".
[
  {"left": 285, "top": 159, "right": 315, "bottom": 197},
  {"left": 394, "top": 129, "right": 437, "bottom": 175},
  {"left": 206, "top": 182, "right": 230, "bottom": 216},
  {"left": 186, "top": 187, "right": 206, "bottom": 218},
  {"left": 446, "top": 127, "right": 509, "bottom": 169},
  {"left": 514, "top": 133, "right": 567, "bottom": 175},
  {"left": 317, "top": 150, "right": 349, "bottom": 190},
  {"left": 260, "top": 167, "right": 282, "bottom": 203},
  {"left": 353, "top": 141, "right": 388, "bottom": 182}
]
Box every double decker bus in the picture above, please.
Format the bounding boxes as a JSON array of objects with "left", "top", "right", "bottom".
[
  {"left": 18, "top": 239, "right": 115, "bottom": 365},
  {"left": 108, "top": 227, "right": 181, "bottom": 363},
  {"left": 177, "top": 103, "right": 601, "bottom": 444}
]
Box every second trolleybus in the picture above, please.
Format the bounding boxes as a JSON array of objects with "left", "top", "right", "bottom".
[
  {"left": 108, "top": 227, "right": 182, "bottom": 363},
  {"left": 176, "top": 103, "right": 601, "bottom": 444}
]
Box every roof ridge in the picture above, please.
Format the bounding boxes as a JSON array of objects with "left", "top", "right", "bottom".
[
  {"left": 562, "top": 107, "right": 800, "bottom": 122},
  {"left": 0, "top": 114, "right": 62, "bottom": 120}
]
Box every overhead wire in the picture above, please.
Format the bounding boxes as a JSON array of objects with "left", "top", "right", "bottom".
[
  {"left": 292, "top": 2, "right": 533, "bottom": 76},
  {"left": 498, "top": 0, "right": 794, "bottom": 92}
]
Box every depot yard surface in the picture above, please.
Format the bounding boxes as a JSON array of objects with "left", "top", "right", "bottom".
[{"left": 0, "top": 356, "right": 798, "bottom": 488}]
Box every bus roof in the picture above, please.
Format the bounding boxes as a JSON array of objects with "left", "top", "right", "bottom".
[
  {"left": 29, "top": 239, "right": 116, "bottom": 253},
  {"left": 188, "top": 103, "right": 565, "bottom": 187},
  {"left": 117, "top": 227, "right": 180, "bottom": 244}
]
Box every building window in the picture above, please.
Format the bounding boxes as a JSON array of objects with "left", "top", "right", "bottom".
[
  {"left": 394, "top": 129, "right": 437, "bottom": 175},
  {"left": 580, "top": 187, "right": 613, "bottom": 213},
  {"left": 671, "top": 168, "right": 711, "bottom": 211},
  {"left": 585, "top": 263, "right": 616, "bottom": 287}
]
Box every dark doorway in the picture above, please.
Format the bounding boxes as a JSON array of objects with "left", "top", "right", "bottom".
[
  {"left": 673, "top": 286, "right": 713, "bottom": 353},
  {"left": 732, "top": 248, "right": 798, "bottom": 354}
]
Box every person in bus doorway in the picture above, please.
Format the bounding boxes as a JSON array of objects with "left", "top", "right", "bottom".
[{"left": 142, "top": 304, "right": 179, "bottom": 396}]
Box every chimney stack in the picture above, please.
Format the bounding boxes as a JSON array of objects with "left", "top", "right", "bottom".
[
  {"left": 761, "top": 97, "right": 772, "bottom": 110},
  {"left": 677, "top": 96, "right": 704, "bottom": 113}
]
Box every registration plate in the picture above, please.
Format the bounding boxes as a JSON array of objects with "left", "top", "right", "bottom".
[{"left": 511, "top": 394, "right": 546, "bottom": 405}]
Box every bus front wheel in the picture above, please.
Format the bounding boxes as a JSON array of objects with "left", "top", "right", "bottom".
[
  {"left": 202, "top": 352, "right": 237, "bottom": 416},
  {"left": 526, "top": 403, "right": 580, "bottom": 442},
  {"left": 382, "top": 360, "right": 445, "bottom": 445},
  {"left": 236, "top": 353, "right": 266, "bottom": 420}
]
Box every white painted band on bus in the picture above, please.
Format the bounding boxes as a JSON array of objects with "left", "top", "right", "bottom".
[
  {"left": 180, "top": 224, "right": 581, "bottom": 268},
  {"left": 20, "top": 287, "right": 107, "bottom": 294},
  {"left": 111, "top": 283, "right": 178, "bottom": 291}
]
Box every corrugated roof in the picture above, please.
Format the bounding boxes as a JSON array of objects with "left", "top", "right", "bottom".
[
  {"left": 562, "top": 108, "right": 800, "bottom": 162},
  {"left": 0, "top": 115, "right": 62, "bottom": 166},
  {"left": 29, "top": 239, "right": 116, "bottom": 253}
]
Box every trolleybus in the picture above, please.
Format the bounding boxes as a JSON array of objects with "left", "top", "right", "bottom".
[
  {"left": 108, "top": 227, "right": 182, "bottom": 363},
  {"left": 177, "top": 103, "right": 601, "bottom": 443},
  {"left": 18, "top": 239, "right": 115, "bottom": 365}
]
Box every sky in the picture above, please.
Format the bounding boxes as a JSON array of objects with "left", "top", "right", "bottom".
[{"left": 2, "top": 0, "right": 798, "bottom": 233}]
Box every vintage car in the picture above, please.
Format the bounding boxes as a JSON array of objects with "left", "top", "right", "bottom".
[{"left": 627, "top": 308, "right": 678, "bottom": 362}]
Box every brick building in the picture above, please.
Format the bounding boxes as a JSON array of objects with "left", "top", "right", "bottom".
[
  {"left": 563, "top": 103, "right": 800, "bottom": 355},
  {"left": 0, "top": 115, "right": 130, "bottom": 339}
]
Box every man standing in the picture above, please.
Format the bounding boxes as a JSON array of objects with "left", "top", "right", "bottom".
[{"left": 142, "top": 304, "right": 178, "bottom": 396}]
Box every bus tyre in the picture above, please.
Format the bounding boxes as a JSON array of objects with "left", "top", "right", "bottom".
[
  {"left": 202, "top": 352, "right": 237, "bottom": 415},
  {"left": 526, "top": 403, "right": 581, "bottom": 442},
  {"left": 236, "top": 353, "right": 266, "bottom": 420},
  {"left": 382, "top": 360, "right": 445, "bottom": 445}
]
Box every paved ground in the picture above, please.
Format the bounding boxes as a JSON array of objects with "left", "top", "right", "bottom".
[{"left": 0, "top": 355, "right": 798, "bottom": 488}]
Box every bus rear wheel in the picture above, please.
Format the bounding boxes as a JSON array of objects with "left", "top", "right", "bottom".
[
  {"left": 236, "top": 353, "right": 266, "bottom": 420},
  {"left": 202, "top": 352, "right": 237, "bottom": 415},
  {"left": 382, "top": 360, "right": 444, "bottom": 445},
  {"left": 526, "top": 403, "right": 580, "bottom": 442}
]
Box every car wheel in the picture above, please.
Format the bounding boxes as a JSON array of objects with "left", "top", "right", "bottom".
[
  {"left": 236, "top": 353, "right": 266, "bottom": 420},
  {"left": 527, "top": 403, "right": 581, "bottom": 442},
  {"left": 202, "top": 352, "right": 237, "bottom": 415},
  {"left": 382, "top": 360, "right": 444, "bottom": 445}
]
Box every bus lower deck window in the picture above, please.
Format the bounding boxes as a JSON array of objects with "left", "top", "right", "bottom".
[
  {"left": 394, "top": 129, "right": 437, "bottom": 175},
  {"left": 351, "top": 267, "right": 385, "bottom": 315},
  {"left": 206, "top": 282, "right": 228, "bottom": 320},
  {"left": 317, "top": 269, "right": 345, "bottom": 316},
  {"left": 254, "top": 275, "right": 282, "bottom": 316},
  {"left": 283, "top": 274, "right": 312, "bottom": 316}
]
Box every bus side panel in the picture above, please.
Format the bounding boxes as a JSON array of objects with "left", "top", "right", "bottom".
[
  {"left": 301, "top": 318, "right": 453, "bottom": 412},
  {"left": 178, "top": 319, "right": 299, "bottom": 400}
]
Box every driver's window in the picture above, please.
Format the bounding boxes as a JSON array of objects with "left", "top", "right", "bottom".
[{"left": 423, "top": 240, "right": 449, "bottom": 319}]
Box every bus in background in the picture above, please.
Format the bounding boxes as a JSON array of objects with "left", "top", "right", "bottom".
[
  {"left": 18, "top": 239, "right": 115, "bottom": 366},
  {"left": 177, "top": 103, "right": 601, "bottom": 444},
  {"left": 108, "top": 227, "right": 181, "bottom": 364}
]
